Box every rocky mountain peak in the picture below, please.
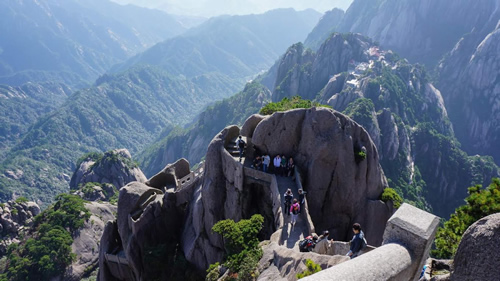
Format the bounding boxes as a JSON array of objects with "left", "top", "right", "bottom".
[{"left": 70, "top": 149, "right": 147, "bottom": 191}]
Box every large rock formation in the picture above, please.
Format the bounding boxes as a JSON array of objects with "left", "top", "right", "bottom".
[
  {"left": 0, "top": 199, "right": 40, "bottom": 255},
  {"left": 70, "top": 149, "right": 147, "bottom": 190},
  {"left": 98, "top": 159, "right": 203, "bottom": 280},
  {"left": 64, "top": 201, "right": 117, "bottom": 280},
  {"left": 251, "top": 107, "right": 392, "bottom": 245},
  {"left": 451, "top": 213, "right": 500, "bottom": 280}
]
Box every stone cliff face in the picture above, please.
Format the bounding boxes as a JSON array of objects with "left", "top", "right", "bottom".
[
  {"left": 273, "top": 34, "right": 371, "bottom": 102},
  {"left": 251, "top": 108, "right": 392, "bottom": 244},
  {"left": 337, "top": 0, "right": 500, "bottom": 66},
  {"left": 438, "top": 15, "right": 500, "bottom": 165}
]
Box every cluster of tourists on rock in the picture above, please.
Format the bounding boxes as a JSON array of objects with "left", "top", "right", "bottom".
[
  {"left": 252, "top": 152, "right": 295, "bottom": 177},
  {"left": 299, "top": 223, "right": 366, "bottom": 259}
]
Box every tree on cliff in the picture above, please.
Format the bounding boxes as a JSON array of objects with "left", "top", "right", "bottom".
[
  {"left": 432, "top": 178, "right": 500, "bottom": 258},
  {"left": 207, "top": 214, "right": 264, "bottom": 280}
]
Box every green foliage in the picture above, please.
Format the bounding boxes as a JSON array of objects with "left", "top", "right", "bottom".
[
  {"left": 206, "top": 262, "right": 220, "bottom": 281},
  {"left": 296, "top": 259, "right": 322, "bottom": 279},
  {"left": 75, "top": 152, "right": 103, "bottom": 170},
  {"left": 34, "top": 193, "right": 90, "bottom": 233},
  {"left": 260, "top": 96, "right": 331, "bottom": 115},
  {"left": 210, "top": 214, "right": 264, "bottom": 278},
  {"left": 1, "top": 193, "right": 91, "bottom": 280},
  {"left": 14, "top": 196, "right": 29, "bottom": 204},
  {"left": 380, "top": 188, "right": 403, "bottom": 208},
  {"left": 343, "top": 98, "right": 375, "bottom": 126},
  {"left": 3, "top": 225, "right": 75, "bottom": 280},
  {"left": 432, "top": 178, "right": 500, "bottom": 258}
]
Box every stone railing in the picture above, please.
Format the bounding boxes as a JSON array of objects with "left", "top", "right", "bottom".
[
  {"left": 104, "top": 250, "right": 136, "bottom": 280},
  {"left": 176, "top": 161, "right": 204, "bottom": 190},
  {"left": 294, "top": 166, "right": 315, "bottom": 235},
  {"left": 302, "top": 203, "right": 440, "bottom": 281}
]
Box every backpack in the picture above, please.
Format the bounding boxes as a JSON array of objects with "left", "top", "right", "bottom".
[
  {"left": 292, "top": 204, "right": 299, "bottom": 215},
  {"left": 238, "top": 139, "right": 245, "bottom": 148},
  {"left": 299, "top": 237, "right": 314, "bottom": 252},
  {"left": 361, "top": 237, "right": 367, "bottom": 249}
]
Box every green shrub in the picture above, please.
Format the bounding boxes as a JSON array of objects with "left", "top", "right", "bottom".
[
  {"left": 296, "top": 259, "right": 322, "bottom": 279},
  {"left": 15, "top": 196, "right": 29, "bottom": 204},
  {"left": 380, "top": 188, "right": 403, "bottom": 208},
  {"left": 1, "top": 193, "right": 91, "bottom": 280},
  {"left": 210, "top": 214, "right": 264, "bottom": 278},
  {"left": 259, "top": 96, "right": 331, "bottom": 115},
  {"left": 432, "top": 178, "right": 500, "bottom": 258}
]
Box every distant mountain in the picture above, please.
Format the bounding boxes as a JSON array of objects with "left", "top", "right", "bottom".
[
  {"left": 0, "top": 66, "right": 241, "bottom": 205},
  {"left": 110, "top": 0, "right": 353, "bottom": 17},
  {"left": 0, "top": 0, "right": 186, "bottom": 87},
  {"left": 304, "top": 0, "right": 499, "bottom": 67},
  {"left": 0, "top": 82, "right": 72, "bottom": 157},
  {"left": 114, "top": 8, "right": 322, "bottom": 78},
  {"left": 138, "top": 81, "right": 271, "bottom": 176},
  {"left": 304, "top": 8, "right": 345, "bottom": 50},
  {"left": 437, "top": 7, "right": 500, "bottom": 165}
]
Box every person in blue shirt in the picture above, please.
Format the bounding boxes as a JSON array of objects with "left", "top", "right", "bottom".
[{"left": 346, "top": 223, "right": 365, "bottom": 259}]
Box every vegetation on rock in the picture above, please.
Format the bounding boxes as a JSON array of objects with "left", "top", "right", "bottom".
[
  {"left": 1, "top": 194, "right": 90, "bottom": 280},
  {"left": 260, "top": 96, "right": 331, "bottom": 115},
  {"left": 296, "top": 259, "right": 322, "bottom": 279},
  {"left": 210, "top": 214, "right": 264, "bottom": 280},
  {"left": 432, "top": 178, "right": 500, "bottom": 258},
  {"left": 381, "top": 188, "right": 403, "bottom": 209}
]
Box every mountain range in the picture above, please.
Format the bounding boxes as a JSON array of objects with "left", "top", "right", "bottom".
[
  {"left": 0, "top": 0, "right": 187, "bottom": 87},
  {"left": 0, "top": 7, "right": 321, "bottom": 206}
]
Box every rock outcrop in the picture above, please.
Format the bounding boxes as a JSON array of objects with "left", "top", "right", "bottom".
[
  {"left": 70, "top": 149, "right": 147, "bottom": 190},
  {"left": 64, "top": 201, "right": 117, "bottom": 280},
  {"left": 451, "top": 213, "right": 500, "bottom": 281},
  {"left": 257, "top": 241, "right": 349, "bottom": 280},
  {"left": 98, "top": 159, "right": 203, "bottom": 280},
  {"left": 0, "top": 199, "right": 40, "bottom": 255},
  {"left": 251, "top": 108, "right": 392, "bottom": 245}
]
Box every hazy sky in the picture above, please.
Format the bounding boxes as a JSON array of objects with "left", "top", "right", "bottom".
[{"left": 111, "top": 0, "right": 353, "bottom": 17}]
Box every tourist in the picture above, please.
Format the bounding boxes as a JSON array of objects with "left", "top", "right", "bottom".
[
  {"left": 236, "top": 135, "right": 246, "bottom": 160},
  {"left": 299, "top": 235, "right": 317, "bottom": 252},
  {"left": 284, "top": 189, "right": 293, "bottom": 216},
  {"left": 290, "top": 198, "right": 300, "bottom": 226},
  {"left": 252, "top": 155, "right": 262, "bottom": 170},
  {"left": 262, "top": 154, "right": 270, "bottom": 172},
  {"left": 287, "top": 157, "right": 295, "bottom": 177},
  {"left": 298, "top": 189, "right": 306, "bottom": 213},
  {"left": 253, "top": 145, "right": 262, "bottom": 157},
  {"left": 273, "top": 154, "right": 281, "bottom": 175},
  {"left": 346, "top": 223, "right": 366, "bottom": 259},
  {"left": 313, "top": 230, "right": 333, "bottom": 255},
  {"left": 280, "top": 155, "right": 287, "bottom": 176}
]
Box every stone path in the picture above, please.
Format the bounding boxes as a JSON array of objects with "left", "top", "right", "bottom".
[
  {"left": 276, "top": 175, "right": 309, "bottom": 250},
  {"left": 224, "top": 139, "right": 309, "bottom": 251}
]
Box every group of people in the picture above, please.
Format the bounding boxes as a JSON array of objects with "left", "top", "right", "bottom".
[
  {"left": 252, "top": 152, "right": 295, "bottom": 176},
  {"left": 299, "top": 223, "right": 366, "bottom": 259},
  {"left": 283, "top": 188, "right": 307, "bottom": 226}
]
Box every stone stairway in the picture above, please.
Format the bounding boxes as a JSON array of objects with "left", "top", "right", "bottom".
[
  {"left": 276, "top": 175, "right": 309, "bottom": 250},
  {"left": 225, "top": 136, "right": 247, "bottom": 162}
]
